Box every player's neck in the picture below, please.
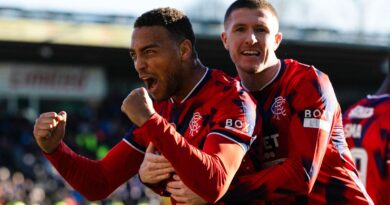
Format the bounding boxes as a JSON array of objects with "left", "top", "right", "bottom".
[
  {"left": 172, "top": 60, "right": 207, "bottom": 103},
  {"left": 240, "top": 59, "right": 281, "bottom": 92}
]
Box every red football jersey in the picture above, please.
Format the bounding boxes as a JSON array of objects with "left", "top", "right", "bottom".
[
  {"left": 221, "top": 59, "right": 373, "bottom": 205},
  {"left": 124, "top": 68, "right": 257, "bottom": 202},
  {"left": 44, "top": 68, "right": 256, "bottom": 203},
  {"left": 343, "top": 94, "right": 390, "bottom": 205},
  {"left": 125, "top": 68, "right": 256, "bottom": 153}
]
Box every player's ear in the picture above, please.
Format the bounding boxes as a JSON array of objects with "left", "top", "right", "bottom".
[
  {"left": 221, "top": 32, "right": 229, "bottom": 50},
  {"left": 179, "top": 39, "right": 192, "bottom": 60},
  {"left": 274, "top": 32, "right": 282, "bottom": 51}
]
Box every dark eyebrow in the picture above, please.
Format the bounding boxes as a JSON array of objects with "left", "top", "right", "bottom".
[
  {"left": 232, "top": 23, "right": 246, "bottom": 28},
  {"left": 129, "top": 43, "right": 159, "bottom": 53}
]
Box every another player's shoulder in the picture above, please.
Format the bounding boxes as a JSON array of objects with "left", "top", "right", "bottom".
[
  {"left": 283, "top": 59, "right": 334, "bottom": 99},
  {"left": 284, "top": 59, "right": 329, "bottom": 82},
  {"left": 367, "top": 94, "right": 390, "bottom": 106},
  {"left": 210, "top": 69, "right": 238, "bottom": 86},
  {"left": 367, "top": 94, "right": 390, "bottom": 117},
  {"left": 207, "top": 68, "right": 255, "bottom": 106},
  {"left": 209, "top": 69, "right": 247, "bottom": 95},
  {"left": 343, "top": 99, "right": 373, "bottom": 121},
  {"left": 345, "top": 94, "right": 390, "bottom": 120}
]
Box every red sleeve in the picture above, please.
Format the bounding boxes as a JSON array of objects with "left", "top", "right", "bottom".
[
  {"left": 222, "top": 71, "right": 339, "bottom": 202},
  {"left": 44, "top": 140, "right": 144, "bottom": 201},
  {"left": 137, "top": 114, "right": 246, "bottom": 203}
]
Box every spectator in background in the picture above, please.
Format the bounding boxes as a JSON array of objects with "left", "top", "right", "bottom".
[
  {"left": 33, "top": 7, "right": 256, "bottom": 204},
  {"left": 343, "top": 68, "right": 390, "bottom": 205},
  {"left": 140, "top": 0, "right": 374, "bottom": 204}
]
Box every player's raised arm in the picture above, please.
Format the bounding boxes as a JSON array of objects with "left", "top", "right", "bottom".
[{"left": 33, "top": 111, "right": 145, "bottom": 201}]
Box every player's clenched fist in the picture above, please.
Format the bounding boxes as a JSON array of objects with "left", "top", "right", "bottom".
[
  {"left": 121, "top": 87, "right": 155, "bottom": 127},
  {"left": 33, "top": 111, "right": 67, "bottom": 154}
]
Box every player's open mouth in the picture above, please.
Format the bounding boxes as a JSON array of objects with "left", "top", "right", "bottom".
[
  {"left": 142, "top": 77, "right": 158, "bottom": 92},
  {"left": 241, "top": 50, "right": 260, "bottom": 56}
]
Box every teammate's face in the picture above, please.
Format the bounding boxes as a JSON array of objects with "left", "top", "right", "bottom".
[
  {"left": 221, "top": 8, "right": 282, "bottom": 74},
  {"left": 129, "top": 26, "right": 183, "bottom": 101}
]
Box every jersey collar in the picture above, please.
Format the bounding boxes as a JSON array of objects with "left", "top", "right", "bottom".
[
  {"left": 170, "top": 67, "right": 210, "bottom": 104},
  {"left": 241, "top": 59, "right": 282, "bottom": 92},
  {"left": 367, "top": 94, "right": 390, "bottom": 99}
]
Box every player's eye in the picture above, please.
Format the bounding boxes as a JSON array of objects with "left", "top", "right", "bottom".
[
  {"left": 254, "top": 27, "right": 267, "bottom": 33},
  {"left": 234, "top": 27, "right": 246, "bottom": 32},
  {"left": 144, "top": 49, "right": 155, "bottom": 55},
  {"left": 129, "top": 52, "right": 136, "bottom": 61}
]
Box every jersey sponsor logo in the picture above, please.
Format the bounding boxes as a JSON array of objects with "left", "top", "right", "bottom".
[
  {"left": 225, "top": 119, "right": 251, "bottom": 134},
  {"left": 189, "top": 112, "right": 202, "bottom": 137},
  {"left": 271, "top": 96, "right": 287, "bottom": 120},
  {"left": 303, "top": 109, "right": 332, "bottom": 132},
  {"left": 344, "top": 123, "right": 362, "bottom": 138},
  {"left": 263, "top": 133, "right": 279, "bottom": 160},
  {"left": 348, "top": 106, "right": 374, "bottom": 119}
]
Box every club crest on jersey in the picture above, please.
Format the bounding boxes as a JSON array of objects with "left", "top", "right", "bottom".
[
  {"left": 271, "top": 96, "right": 287, "bottom": 120},
  {"left": 189, "top": 112, "right": 202, "bottom": 137}
]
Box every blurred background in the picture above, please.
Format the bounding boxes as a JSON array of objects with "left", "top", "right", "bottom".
[{"left": 0, "top": 0, "right": 389, "bottom": 204}]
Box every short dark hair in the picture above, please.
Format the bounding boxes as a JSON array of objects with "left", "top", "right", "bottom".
[
  {"left": 224, "top": 0, "right": 279, "bottom": 24},
  {"left": 134, "top": 7, "right": 197, "bottom": 56}
]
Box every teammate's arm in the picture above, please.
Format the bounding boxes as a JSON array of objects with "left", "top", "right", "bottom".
[{"left": 139, "top": 143, "right": 175, "bottom": 185}]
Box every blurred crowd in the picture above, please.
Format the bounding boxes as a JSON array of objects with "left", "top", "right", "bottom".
[{"left": 0, "top": 94, "right": 166, "bottom": 205}]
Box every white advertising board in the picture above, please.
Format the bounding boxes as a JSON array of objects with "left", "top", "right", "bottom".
[{"left": 0, "top": 63, "right": 107, "bottom": 99}]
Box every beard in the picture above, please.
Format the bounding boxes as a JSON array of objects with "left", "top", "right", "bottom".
[{"left": 152, "top": 70, "right": 181, "bottom": 102}]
